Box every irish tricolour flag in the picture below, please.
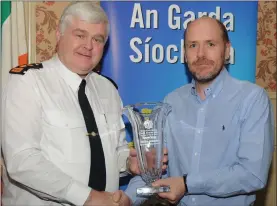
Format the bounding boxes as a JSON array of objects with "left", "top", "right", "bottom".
[{"left": 1, "top": 1, "right": 28, "bottom": 88}]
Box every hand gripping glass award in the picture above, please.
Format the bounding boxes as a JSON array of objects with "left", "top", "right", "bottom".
[{"left": 123, "top": 102, "right": 172, "bottom": 197}]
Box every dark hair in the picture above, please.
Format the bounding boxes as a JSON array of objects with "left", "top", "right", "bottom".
[{"left": 184, "top": 17, "right": 230, "bottom": 44}]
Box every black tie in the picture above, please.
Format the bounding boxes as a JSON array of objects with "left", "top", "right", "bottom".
[{"left": 78, "top": 79, "right": 106, "bottom": 191}]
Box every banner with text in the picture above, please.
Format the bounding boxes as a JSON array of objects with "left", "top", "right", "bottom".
[{"left": 100, "top": 1, "right": 258, "bottom": 106}]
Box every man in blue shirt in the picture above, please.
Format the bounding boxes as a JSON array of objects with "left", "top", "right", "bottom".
[{"left": 125, "top": 16, "right": 275, "bottom": 206}]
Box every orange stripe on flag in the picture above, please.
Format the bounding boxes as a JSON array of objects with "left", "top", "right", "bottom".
[{"left": 18, "top": 53, "right": 28, "bottom": 66}]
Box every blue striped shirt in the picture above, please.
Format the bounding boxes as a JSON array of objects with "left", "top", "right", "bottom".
[{"left": 125, "top": 68, "right": 275, "bottom": 206}]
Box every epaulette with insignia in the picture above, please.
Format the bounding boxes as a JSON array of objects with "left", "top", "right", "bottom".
[{"left": 9, "top": 63, "right": 43, "bottom": 75}]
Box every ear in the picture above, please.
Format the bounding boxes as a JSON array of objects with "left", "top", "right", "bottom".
[
  {"left": 56, "top": 26, "right": 61, "bottom": 42},
  {"left": 183, "top": 47, "right": 188, "bottom": 63},
  {"left": 224, "top": 42, "right": 231, "bottom": 62}
]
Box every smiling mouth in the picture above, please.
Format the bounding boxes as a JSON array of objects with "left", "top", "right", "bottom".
[
  {"left": 77, "top": 53, "right": 91, "bottom": 58},
  {"left": 196, "top": 64, "right": 211, "bottom": 67}
]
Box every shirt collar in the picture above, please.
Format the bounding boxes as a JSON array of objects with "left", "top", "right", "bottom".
[
  {"left": 191, "top": 68, "right": 228, "bottom": 98},
  {"left": 52, "top": 54, "right": 92, "bottom": 92}
]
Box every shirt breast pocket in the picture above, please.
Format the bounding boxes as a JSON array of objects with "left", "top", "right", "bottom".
[
  {"left": 203, "top": 122, "right": 236, "bottom": 160},
  {"left": 103, "top": 113, "right": 124, "bottom": 148},
  {"left": 205, "top": 123, "right": 235, "bottom": 142},
  {"left": 42, "top": 111, "right": 89, "bottom": 163}
]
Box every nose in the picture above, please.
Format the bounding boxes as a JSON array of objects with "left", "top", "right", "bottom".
[
  {"left": 197, "top": 45, "right": 205, "bottom": 58},
  {"left": 84, "top": 39, "right": 93, "bottom": 50}
]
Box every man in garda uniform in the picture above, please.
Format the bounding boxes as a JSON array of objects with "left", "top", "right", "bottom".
[{"left": 2, "top": 2, "right": 131, "bottom": 206}]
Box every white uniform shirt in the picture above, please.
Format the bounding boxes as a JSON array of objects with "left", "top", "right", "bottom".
[{"left": 2, "top": 55, "right": 129, "bottom": 205}]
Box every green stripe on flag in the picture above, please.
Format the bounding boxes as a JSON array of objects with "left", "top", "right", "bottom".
[{"left": 1, "top": 1, "right": 11, "bottom": 27}]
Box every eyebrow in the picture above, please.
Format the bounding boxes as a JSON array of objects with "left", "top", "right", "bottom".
[
  {"left": 186, "top": 40, "right": 217, "bottom": 43},
  {"left": 72, "top": 28, "right": 87, "bottom": 34},
  {"left": 72, "top": 29, "right": 105, "bottom": 40}
]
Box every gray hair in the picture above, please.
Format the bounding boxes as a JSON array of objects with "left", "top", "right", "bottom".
[{"left": 59, "top": 2, "right": 110, "bottom": 41}]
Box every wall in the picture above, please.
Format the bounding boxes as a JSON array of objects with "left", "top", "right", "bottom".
[
  {"left": 35, "top": 1, "right": 70, "bottom": 62},
  {"left": 34, "top": 1, "right": 276, "bottom": 93},
  {"left": 255, "top": 1, "right": 276, "bottom": 92}
]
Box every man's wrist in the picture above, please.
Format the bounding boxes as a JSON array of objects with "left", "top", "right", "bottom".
[
  {"left": 65, "top": 180, "right": 91, "bottom": 205},
  {"left": 84, "top": 190, "right": 93, "bottom": 206},
  {"left": 183, "top": 174, "right": 188, "bottom": 195}
]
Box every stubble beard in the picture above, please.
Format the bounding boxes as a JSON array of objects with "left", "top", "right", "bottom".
[
  {"left": 189, "top": 58, "right": 225, "bottom": 84},
  {"left": 191, "top": 68, "right": 222, "bottom": 83}
]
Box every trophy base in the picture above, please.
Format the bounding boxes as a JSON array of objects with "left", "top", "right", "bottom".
[{"left": 136, "top": 186, "right": 170, "bottom": 197}]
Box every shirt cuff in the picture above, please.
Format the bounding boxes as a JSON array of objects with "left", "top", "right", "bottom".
[
  {"left": 186, "top": 173, "right": 206, "bottom": 194},
  {"left": 117, "top": 145, "right": 129, "bottom": 172},
  {"left": 65, "top": 180, "right": 91, "bottom": 205},
  {"left": 125, "top": 176, "right": 147, "bottom": 205}
]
